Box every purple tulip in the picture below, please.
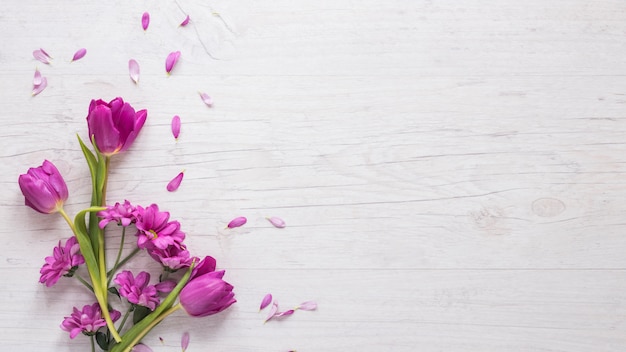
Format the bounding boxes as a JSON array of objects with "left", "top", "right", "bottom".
[
  {"left": 18, "top": 160, "right": 68, "bottom": 214},
  {"left": 86, "top": 97, "right": 147, "bottom": 156},
  {"left": 179, "top": 270, "right": 236, "bottom": 317}
]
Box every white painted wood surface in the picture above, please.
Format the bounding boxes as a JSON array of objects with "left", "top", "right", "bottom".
[{"left": 1, "top": 0, "right": 625, "bottom": 351}]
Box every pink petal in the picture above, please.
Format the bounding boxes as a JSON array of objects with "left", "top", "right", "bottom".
[
  {"left": 33, "top": 68, "right": 42, "bottom": 86},
  {"left": 39, "top": 48, "right": 52, "bottom": 59},
  {"left": 296, "top": 301, "right": 317, "bottom": 311},
  {"left": 274, "top": 309, "right": 295, "bottom": 318},
  {"left": 167, "top": 171, "right": 185, "bottom": 192},
  {"left": 267, "top": 216, "right": 286, "bottom": 228},
  {"left": 264, "top": 302, "right": 279, "bottom": 323},
  {"left": 180, "top": 15, "right": 190, "bottom": 27},
  {"left": 199, "top": 92, "right": 213, "bottom": 107},
  {"left": 227, "top": 216, "right": 247, "bottom": 229},
  {"left": 181, "top": 332, "right": 190, "bottom": 351},
  {"left": 142, "top": 12, "right": 150, "bottom": 30},
  {"left": 129, "top": 59, "right": 140, "bottom": 84},
  {"left": 71, "top": 48, "right": 86, "bottom": 62},
  {"left": 165, "top": 51, "right": 181, "bottom": 74},
  {"left": 33, "top": 49, "right": 50, "bottom": 64},
  {"left": 259, "top": 293, "right": 273, "bottom": 311},
  {"left": 132, "top": 344, "right": 153, "bottom": 352},
  {"left": 32, "top": 77, "right": 48, "bottom": 96},
  {"left": 171, "top": 115, "right": 181, "bottom": 139}
]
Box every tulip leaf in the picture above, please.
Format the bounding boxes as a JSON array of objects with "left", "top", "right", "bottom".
[
  {"left": 132, "top": 305, "right": 151, "bottom": 324},
  {"left": 73, "top": 207, "right": 102, "bottom": 283},
  {"left": 95, "top": 331, "right": 109, "bottom": 351}
]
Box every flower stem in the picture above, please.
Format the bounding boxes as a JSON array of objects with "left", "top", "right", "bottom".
[
  {"left": 108, "top": 227, "right": 127, "bottom": 286},
  {"left": 75, "top": 274, "right": 94, "bottom": 292},
  {"left": 90, "top": 335, "right": 95, "bottom": 352},
  {"left": 122, "top": 304, "right": 182, "bottom": 352},
  {"left": 101, "top": 156, "right": 110, "bottom": 207},
  {"left": 117, "top": 305, "right": 134, "bottom": 333},
  {"left": 58, "top": 208, "right": 75, "bottom": 232},
  {"left": 107, "top": 248, "right": 140, "bottom": 279}
]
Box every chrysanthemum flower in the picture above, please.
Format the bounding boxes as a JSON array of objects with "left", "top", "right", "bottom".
[
  {"left": 60, "top": 303, "right": 121, "bottom": 338},
  {"left": 39, "top": 237, "right": 85, "bottom": 287},
  {"left": 114, "top": 270, "right": 160, "bottom": 311},
  {"left": 135, "top": 204, "right": 185, "bottom": 250}
]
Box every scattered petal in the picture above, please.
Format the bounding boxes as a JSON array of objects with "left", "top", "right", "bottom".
[
  {"left": 171, "top": 115, "right": 181, "bottom": 139},
  {"left": 296, "top": 301, "right": 317, "bottom": 311},
  {"left": 167, "top": 171, "right": 185, "bottom": 192},
  {"left": 274, "top": 309, "right": 295, "bottom": 318},
  {"left": 267, "top": 216, "right": 286, "bottom": 228},
  {"left": 159, "top": 337, "right": 164, "bottom": 344},
  {"left": 165, "top": 51, "right": 181, "bottom": 74},
  {"left": 32, "top": 77, "right": 48, "bottom": 96},
  {"left": 39, "top": 48, "right": 52, "bottom": 59},
  {"left": 129, "top": 59, "right": 140, "bottom": 84},
  {"left": 142, "top": 12, "right": 150, "bottom": 30},
  {"left": 259, "top": 294, "right": 273, "bottom": 311},
  {"left": 180, "top": 15, "right": 190, "bottom": 27},
  {"left": 33, "top": 49, "right": 50, "bottom": 64},
  {"left": 71, "top": 48, "right": 87, "bottom": 62},
  {"left": 199, "top": 92, "right": 213, "bottom": 107},
  {"left": 33, "top": 68, "right": 42, "bottom": 86},
  {"left": 264, "top": 302, "right": 279, "bottom": 323},
  {"left": 132, "top": 344, "right": 153, "bottom": 352},
  {"left": 181, "top": 332, "right": 190, "bottom": 351},
  {"left": 227, "top": 216, "right": 247, "bottom": 229}
]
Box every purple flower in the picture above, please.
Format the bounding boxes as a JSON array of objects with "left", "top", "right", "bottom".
[
  {"left": 179, "top": 270, "right": 236, "bottom": 317},
  {"left": 18, "top": 160, "right": 68, "bottom": 214},
  {"left": 98, "top": 200, "right": 138, "bottom": 228},
  {"left": 86, "top": 97, "right": 147, "bottom": 156},
  {"left": 61, "top": 303, "right": 121, "bottom": 339},
  {"left": 147, "top": 244, "right": 193, "bottom": 271},
  {"left": 114, "top": 271, "right": 160, "bottom": 311},
  {"left": 135, "top": 204, "right": 185, "bottom": 250},
  {"left": 39, "top": 237, "right": 85, "bottom": 287}
]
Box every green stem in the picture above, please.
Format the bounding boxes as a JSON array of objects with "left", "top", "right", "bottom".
[
  {"left": 101, "top": 156, "right": 110, "bottom": 207},
  {"left": 108, "top": 248, "right": 140, "bottom": 279},
  {"left": 91, "top": 335, "right": 95, "bottom": 352},
  {"left": 122, "top": 304, "right": 182, "bottom": 352},
  {"left": 108, "top": 227, "right": 127, "bottom": 286},
  {"left": 117, "top": 305, "right": 134, "bottom": 333},
  {"left": 75, "top": 275, "right": 94, "bottom": 292},
  {"left": 58, "top": 208, "right": 75, "bottom": 233}
]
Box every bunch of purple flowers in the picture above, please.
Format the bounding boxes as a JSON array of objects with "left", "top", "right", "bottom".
[{"left": 18, "top": 97, "right": 235, "bottom": 352}]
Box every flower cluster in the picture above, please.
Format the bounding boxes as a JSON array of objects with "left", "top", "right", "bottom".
[{"left": 19, "top": 97, "right": 235, "bottom": 352}]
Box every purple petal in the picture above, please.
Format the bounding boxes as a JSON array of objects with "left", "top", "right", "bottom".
[
  {"left": 129, "top": 59, "right": 140, "bottom": 84},
  {"left": 167, "top": 171, "right": 184, "bottom": 192},
  {"left": 274, "top": 309, "right": 295, "bottom": 318},
  {"left": 180, "top": 15, "right": 190, "bottom": 27},
  {"left": 142, "top": 12, "right": 150, "bottom": 30},
  {"left": 259, "top": 293, "right": 272, "bottom": 311},
  {"left": 296, "top": 301, "right": 317, "bottom": 311},
  {"left": 40, "top": 48, "right": 52, "bottom": 59},
  {"left": 132, "top": 344, "right": 153, "bottom": 352},
  {"left": 33, "top": 68, "right": 42, "bottom": 86},
  {"left": 32, "top": 77, "right": 48, "bottom": 96},
  {"left": 227, "top": 216, "right": 247, "bottom": 229},
  {"left": 267, "top": 216, "right": 286, "bottom": 228},
  {"left": 33, "top": 49, "right": 50, "bottom": 64},
  {"left": 71, "top": 48, "right": 86, "bottom": 62},
  {"left": 165, "top": 51, "right": 181, "bottom": 74},
  {"left": 264, "top": 302, "right": 279, "bottom": 323},
  {"left": 171, "top": 115, "right": 181, "bottom": 139},
  {"left": 199, "top": 92, "right": 213, "bottom": 107},
  {"left": 181, "top": 332, "right": 190, "bottom": 351}
]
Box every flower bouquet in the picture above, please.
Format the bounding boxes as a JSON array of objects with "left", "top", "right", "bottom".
[{"left": 18, "top": 97, "right": 235, "bottom": 352}]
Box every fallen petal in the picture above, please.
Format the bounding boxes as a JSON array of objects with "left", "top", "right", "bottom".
[
  {"left": 165, "top": 51, "right": 181, "bottom": 74},
  {"left": 227, "top": 216, "right": 247, "bottom": 229},
  {"left": 33, "top": 49, "right": 50, "bottom": 64},
  {"left": 39, "top": 48, "right": 52, "bottom": 59},
  {"left": 199, "top": 92, "right": 213, "bottom": 107},
  {"left": 129, "top": 59, "right": 140, "bottom": 84},
  {"left": 132, "top": 344, "right": 153, "bottom": 352},
  {"left": 296, "top": 301, "right": 317, "bottom": 311},
  {"left": 159, "top": 337, "right": 164, "bottom": 344},
  {"left": 264, "top": 302, "right": 279, "bottom": 323},
  {"left": 259, "top": 293, "right": 273, "bottom": 311},
  {"left": 181, "top": 332, "right": 190, "bottom": 351},
  {"left": 71, "top": 48, "right": 87, "bottom": 62},
  {"left": 142, "top": 12, "right": 150, "bottom": 30},
  {"left": 171, "top": 115, "right": 181, "bottom": 139},
  {"left": 180, "top": 15, "right": 190, "bottom": 27},
  {"left": 33, "top": 68, "right": 42, "bottom": 86},
  {"left": 267, "top": 216, "right": 286, "bottom": 228},
  {"left": 274, "top": 309, "right": 295, "bottom": 318},
  {"left": 32, "top": 77, "right": 48, "bottom": 96},
  {"left": 167, "top": 171, "right": 185, "bottom": 192}
]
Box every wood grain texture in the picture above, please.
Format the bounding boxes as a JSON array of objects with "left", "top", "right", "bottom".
[{"left": 1, "top": 0, "right": 626, "bottom": 351}]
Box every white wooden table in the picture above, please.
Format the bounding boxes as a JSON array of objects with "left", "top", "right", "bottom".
[{"left": 1, "top": 1, "right": 625, "bottom": 351}]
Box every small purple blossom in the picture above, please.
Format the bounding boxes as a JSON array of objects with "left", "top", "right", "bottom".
[
  {"left": 60, "top": 303, "right": 121, "bottom": 339},
  {"left": 147, "top": 244, "right": 193, "bottom": 271},
  {"left": 114, "top": 271, "right": 160, "bottom": 311},
  {"left": 39, "top": 237, "right": 85, "bottom": 287},
  {"left": 98, "top": 200, "right": 138, "bottom": 228},
  {"left": 135, "top": 204, "right": 186, "bottom": 250}
]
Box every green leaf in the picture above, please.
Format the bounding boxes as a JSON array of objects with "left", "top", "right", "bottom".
[
  {"left": 73, "top": 208, "right": 103, "bottom": 284},
  {"left": 96, "top": 331, "right": 109, "bottom": 351},
  {"left": 132, "top": 305, "right": 151, "bottom": 324},
  {"left": 108, "top": 286, "right": 120, "bottom": 299}
]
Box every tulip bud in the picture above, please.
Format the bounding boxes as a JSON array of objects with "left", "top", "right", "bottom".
[
  {"left": 18, "top": 160, "right": 68, "bottom": 214},
  {"left": 86, "top": 97, "right": 147, "bottom": 156},
  {"left": 179, "top": 270, "right": 236, "bottom": 317}
]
